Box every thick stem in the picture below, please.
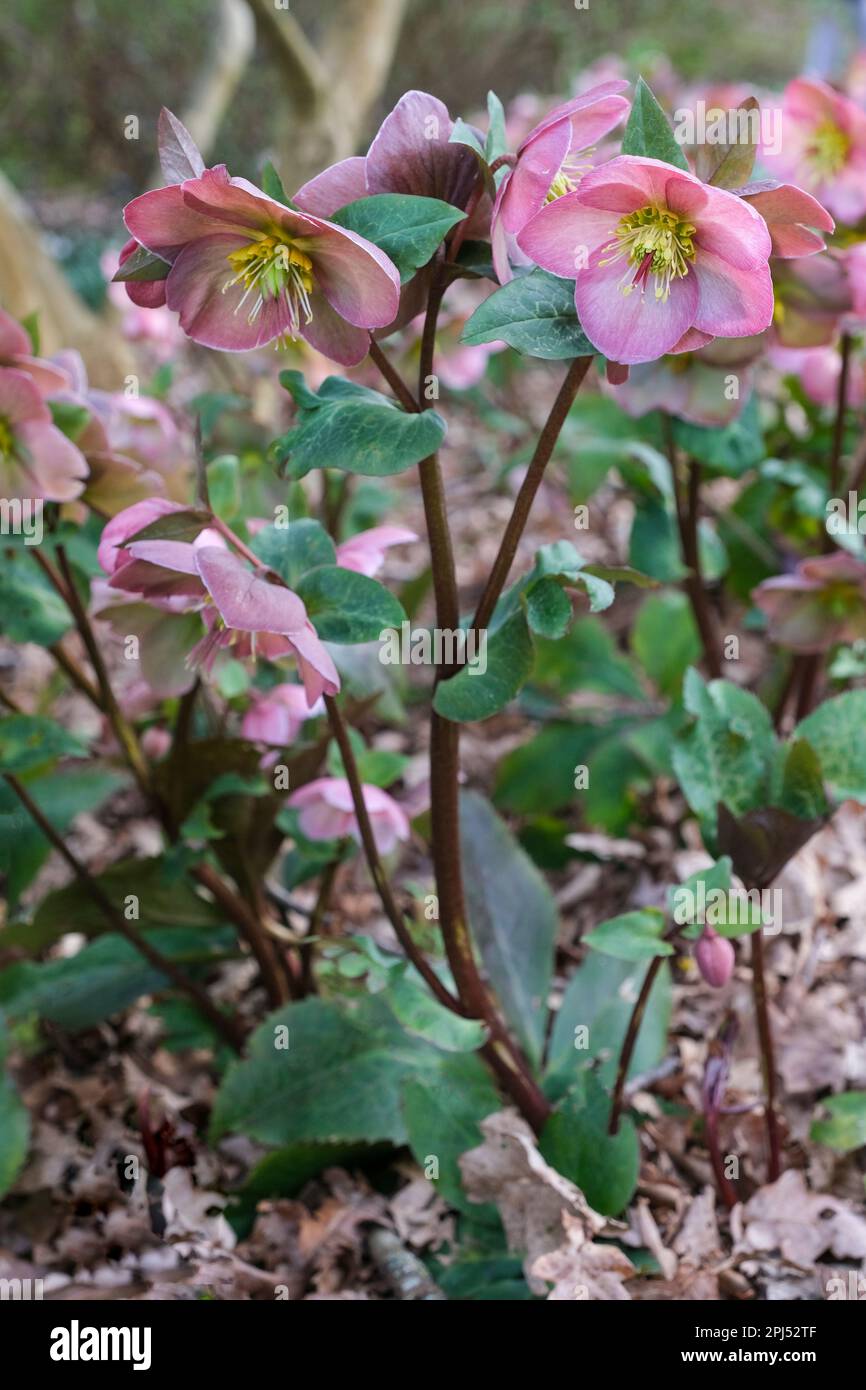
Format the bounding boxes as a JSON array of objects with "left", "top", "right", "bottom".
[
  {"left": 609, "top": 954, "right": 663, "bottom": 1135},
  {"left": 471, "top": 356, "right": 593, "bottom": 634},
  {"left": 4, "top": 774, "right": 244, "bottom": 1052},
  {"left": 705, "top": 1111, "right": 738, "bottom": 1210},
  {"left": 668, "top": 436, "right": 722, "bottom": 679},
  {"left": 193, "top": 862, "right": 290, "bottom": 1009},
  {"left": 750, "top": 927, "right": 782, "bottom": 1182},
  {"left": 827, "top": 331, "right": 852, "bottom": 528}
]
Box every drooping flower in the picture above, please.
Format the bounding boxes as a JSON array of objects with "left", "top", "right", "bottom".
[
  {"left": 287, "top": 776, "right": 410, "bottom": 855},
  {"left": 104, "top": 244, "right": 182, "bottom": 355},
  {"left": 0, "top": 366, "right": 88, "bottom": 502},
  {"left": 752, "top": 552, "right": 866, "bottom": 653},
  {"left": 97, "top": 500, "right": 340, "bottom": 704},
  {"left": 694, "top": 926, "right": 735, "bottom": 987},
  {"left": 295, "top": 90, "right": 484, "bottom": 225},
  {"left": 762, "top": 77, "right": 866, "bottom": 225},
  {"left": 121, "top": 111, "right": 400, "bottom": 366},
  {"left": 335, "top": 525, "right": 417, "bottom": 577},
  {"left": 517, "top": 155, "right": 774, "bottom": 365},
  {"left": 241, "top": 684, "right": 324, "bottom": 746},
  {"left": 770, "top": 251, "right": 853, "bottom": 348},
  {"left": 490, "top": 81, "right": 631, "bottom": 283}
]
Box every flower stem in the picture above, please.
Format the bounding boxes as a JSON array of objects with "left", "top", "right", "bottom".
[
  {"left": 750, "top": 925, "right": 782, "bottom": 1181},
  {"left": 323, "top": 693, "right": 460, "bottom": 1013},
  {"left": 667, "top": 426, "right": 722, "bottom": 678},
  {"left": 609, "top": 954, "right": 663, "bottom": 1135},
  {"left": 471, "top": 355, "right": 593, "bottom": 634},
  {"left": 4, "top": 773, "right": 245, "bottom": 1053}
]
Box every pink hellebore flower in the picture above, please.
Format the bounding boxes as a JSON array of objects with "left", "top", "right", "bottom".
[
  {"left": 695, "top": 926, "right": 735, "bottom": 988},
  {"left": 517, "top": 155, "right": 774, "bottom": 365},
  {"left": 122, "top": 112, "right": 400, "bottom": 366},
  {"left": 491, "top": 80, "right": 631, "bottom": 283},
  {"left": 762, "top": 78, "right": 866, "bottom": 225},
  {"left": 752, "top": 552, "right": 866, "bottom": 654},
  {"left": 288, "top": 777, "right": 410, "bottom": 856},
  {"left": 609, "top": 336, "right": 760, "bottom": 427},
  {"left": 0, "top": 307, "right": 71, "bottom": 395},
  {"left": 295, "top": 90, "right": 484, "bottom": 227},
  {"left": 335, "top": 525, "right": 417, "bottom": 577},
  {"left": 241, "top": 684, "right": 324, "bottom": 746},
  {"left": 0, "top": 366, "right": 88, "bottom": 503}
]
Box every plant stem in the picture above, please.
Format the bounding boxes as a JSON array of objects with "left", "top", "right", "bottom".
[
  {"left": 827, "top": 331, "right": 852, "bottom": 524},
  {"left": 4, "top": 773, "right": 245, "bottom": 1052},
  {"left": 668, "top": 429, "right": 722, "bottom": 678},
  {"left": 323, "top": 694, "right": 460, "bottom": 1012},
  {"left": 471, "top": 355, "right": 593, "bottom": 634},
  {"left": 705, "top": 1108, "right": 738, "bottom": 1210},
  {"left": 367, "top": 337, "right": 418, "bottom": 412},
  {"left": 609, "top": 955, "right": 663, "bottom": 1135},
  {"left": 193, "top": 861, "right": 290, "bottom": 1008},
  {"left": 750, "top": 926, "right": 782, "bottom": 1181}
]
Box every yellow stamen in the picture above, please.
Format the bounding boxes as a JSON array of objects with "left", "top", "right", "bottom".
[
  {"left": 599, "top": 204, "right": 697, "bottom": 303},
  {"left": 808, "top": 120, "right": 849, "bottom": 179},
  {"left": 0, "top": 418, "right": 14, "bottom": 459},
  {"left": 223, "top": 232, "right": 315, "bottom": 339}
]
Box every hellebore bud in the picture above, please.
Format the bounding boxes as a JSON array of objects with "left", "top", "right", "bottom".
[{"left": 695, "top": 926, "right": 735, "bottom": 987}]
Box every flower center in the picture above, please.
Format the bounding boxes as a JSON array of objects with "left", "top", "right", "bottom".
[
  {"left": 545, "top": 150, "right": 595, "bottom": 203},
  {"left": 807, "top": 120, "right": 849, "bottom": 178},
  {"left": 223, "top": 232, "right": 314, "bottom": 340},
  {"left": 599, "top": 204, "right": 697, "bottom": 302}
]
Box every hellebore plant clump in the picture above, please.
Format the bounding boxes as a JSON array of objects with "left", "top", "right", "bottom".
[{"left": 4, "top": 66, "right": 866, "bottom": 1300}]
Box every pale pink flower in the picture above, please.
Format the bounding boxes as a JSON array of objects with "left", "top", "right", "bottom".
[
  {"left": 0, "top": 366, "right": 88, "bottom": 502},
  {"left": 518, "top": 155, "right": 773, "bottom": 364},
  {"left": 491, "top": 81, "right": 630, "bottom": 283},
  {"left": 734, "top": 180, "right": 834, "bottom": 258},
  {"left": 771, "top": 342, "right": 866, "bottom": 410},
  {"left": 762, "top": 77, "right": 866, "bottom": 224},
  {"left": 288, "top": 776, "right": 410, "bottom": 855},
  {"left": 241, "top": 684, "right": 324, "bottom": 745},
  {"left": 753, "top": 552, "right": 866, "bottom": 653},
  {"left": 0, "top": 307, "right": 71, "bottom": 395},
  {"left": 845, "top": 242, "right": 866, "bottom": 319},
  {"left": 335, "top": 525, "right": 417, "bottom": 577}
]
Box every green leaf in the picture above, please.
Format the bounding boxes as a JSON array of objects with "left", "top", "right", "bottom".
[
  {"left": 495, "top": 722, "right": 603, "bottom": 815},
  {"left": 49, "top": 400, "right": 91, "bottom": 442},
  {"left": 276, "top": 373, "right": 445, "bottom": 479},
  {"left": 295, "top": 565, "right": 406, "bottom": 643},
  {"left": 525, "top": 577, "right": 573, "bottom": 638},
  {"left": 0, "top": 715, "right": 88, "bottom": 774},
  {"left": 459, "top": 790, "right": 558, "bottom": 1068},
  {"left": 402, "top": 1052, "right": 501, "bottom": 1215},
  {"left": 533, "top": 616, "right": 647, "bottom": 701},
  {"left": 0, "top": 768, "right": 126, "bottom": 908},
  {"left": 796, "top": 691, "right": 866, "bottom": 802},
  {"left": 631, "top": 590, "right": 700, "bottom": 696},
  {"left": 672, "top": 668, "right": 776, "bottom": 844},
  {"left": 0, "top": 927, "right": 237, "bottom": 1032},
  {"left": 261, "top": 159, "right": 290, "bottom": 205},
  {"left": 112, "top": 243, "right": 170, "bottom": 283},
  {"left": 449, "top": 118, "right": 485, "bottom": 158},
  {"left": 125, "top": 507, "right": 213, "bottom": 544},
  {"left": 461, "top": 268, "right": 595, "bottom": 359},
  {"left": 238, "top": 1141, "right": 384, "bottom": 1204},
  {"left": 5, "top": 857, "right": 229, "bottom": 953},
  {"left": 0, "top": 1067, "right": 29, "bottom": 1199},
  {"left": 485, "top": 90, "right": 508, "bottom": 164},
  {"left": 545, "top": 954, "right": 672, "bottom": 1100},
  {"left": 0, "top": 559, "right": 73, "bottom": 646},
  {"left": 387, "top": 970, "right": 487, "bottom": 1052},
  {"left": 810, "top": 1092, "right": 866, "bottom": 1153},
  {"left": 433, "top": 610, "right": 534, "bottom": 722},
  {"left": 668, "top": 856, "right": 733, "bottom": 939},
  {"left": 621, "top": 76, "right": 689, "bottom": 171},
  {"left": 780, "top": 738, "right": 828, "bottom": 821},
  {"left": 672, "top": 394, "right": 764, "bottom": 477},
  {"left": 251, "top": 518, "right": 337, "bottom": 586},
  {"left": 695, "top": 97, "right": 760, "bottom": 189},
  {"left": 540, "top": 1072, "right": 639, "bottom": 1216},
  {"left": 584, "top": 908, "right": 673, "bottom": 961},
  {"left": 210, "top": 995, "right": 447, "bottom": 1146},
  {"left": 331, "top": 194, "right": 465, "bottom": 283}
]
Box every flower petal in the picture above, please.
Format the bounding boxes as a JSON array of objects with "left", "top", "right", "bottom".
[
  {"left": 365, "top": 90, "right": 478, "bottom": 210},
  {"left": 517, "top": 193, "right": 617, "bottom": 279},
  {"left": 692, "top": 249, "right": 774, "bottom": 340},
  {"left": 294, "top": 158, "right": 369, "bottom": 217},
  {"left": 575, "top": 252, "right": 698, "bottom": 364}
]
